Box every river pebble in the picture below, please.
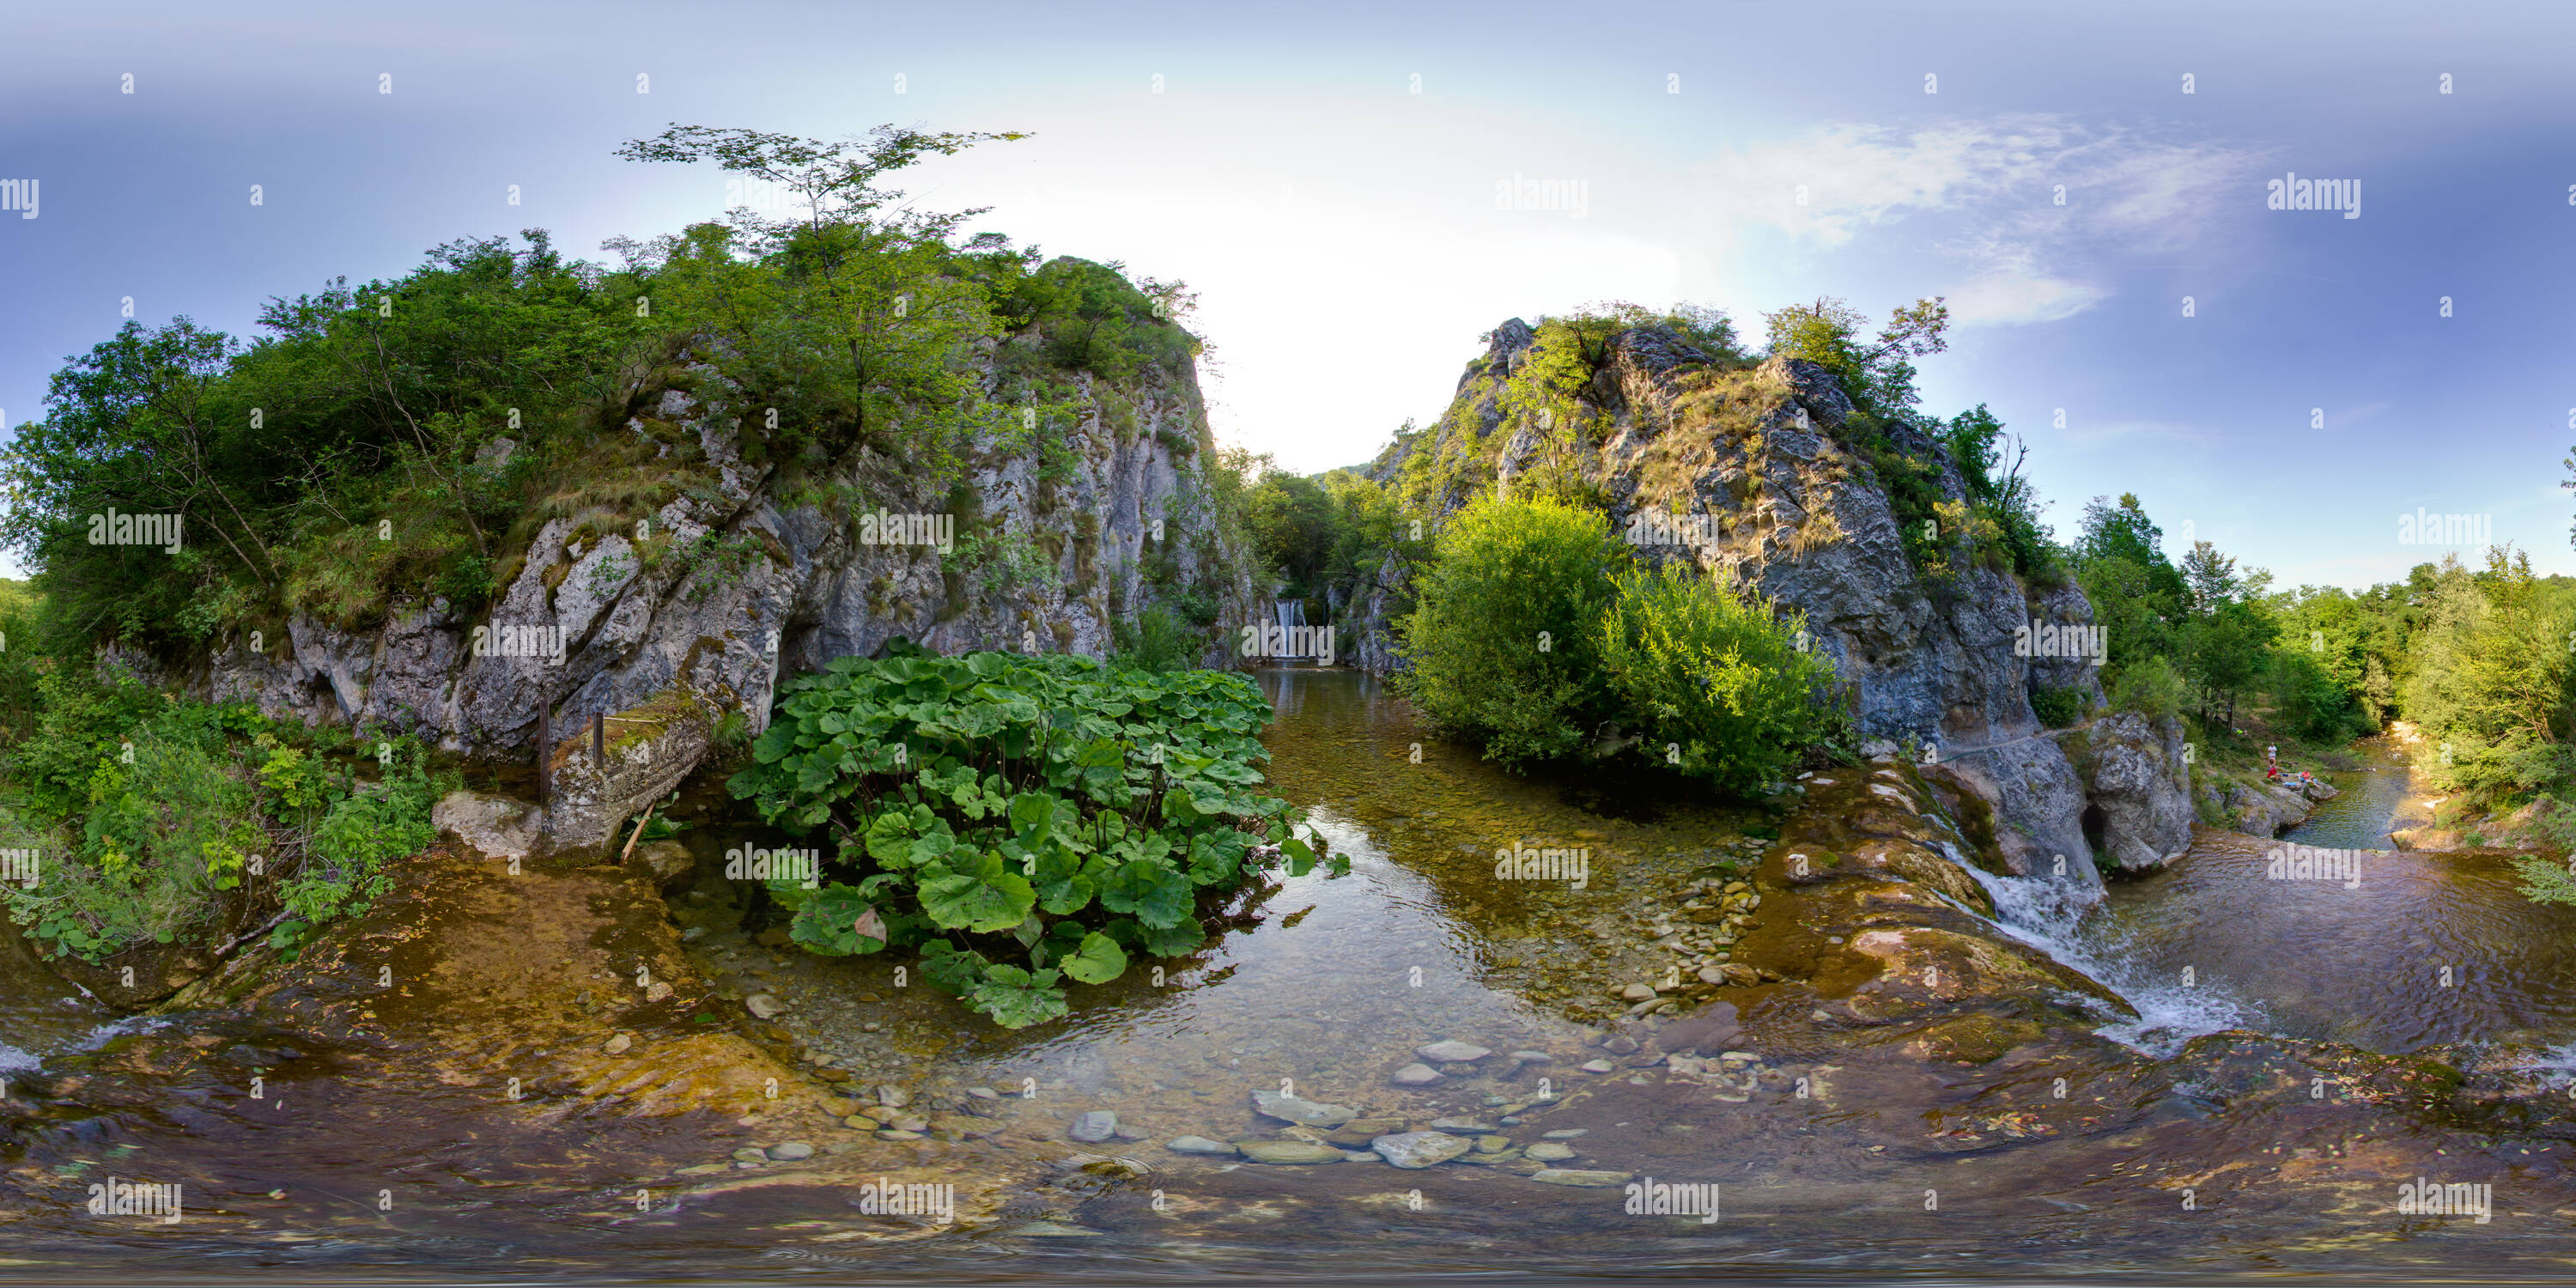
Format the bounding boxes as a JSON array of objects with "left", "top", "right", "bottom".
[
  {"left": 1068, "top": 1111, "right": 1118, "bottom": 1143},
  {"left": 766, "top": 1141, "right": 814, "bottom": 1161},
  {"left": 1237, "top": 1139, "right": 1344, "bottom": 1164},
  {"left": 1528, "top": 1168, "right": 1633, "bottom": 1188},
  {"left": 1372, "top": 1131, "right": 1473, "bottom": 1169},
  {"left": 745, "top": 993, "right": 784, "bottom": 1019},
  {"left": 1389, "top": 1063, "right": 1443, "bottom": 1086},
  {"left": 1251, "top": 1090, "right": 1357, "bottom": 1127},
  {"left": 1165, "top": 1135, "right": 1236, "bottom": 1155},
  {"left": 603, "top": 1033, "right": 633, "bottom": 1054},
  {"left": 1542, "top": 1128, "right": 1589, "bottom": 1139},
  {"left": 1416, "top": 1041, "right": 1492, "bottom": 1062},
  {"left": 1525, "top": 1142, "right": 1577, "bottom": 1161}
]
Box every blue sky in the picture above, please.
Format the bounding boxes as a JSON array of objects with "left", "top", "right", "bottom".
[{"left": 3, "top": 0, "right": 2572, "bottom": 588}]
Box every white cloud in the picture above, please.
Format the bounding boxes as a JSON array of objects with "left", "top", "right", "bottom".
[{"left": 1694, "top": 117, "right": 2263, "bottom": 325}]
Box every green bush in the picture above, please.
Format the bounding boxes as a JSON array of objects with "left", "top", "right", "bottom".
[
  {"left": 1395, "top": 495, "right": 1627, "bottom": 767},
  {"left": 726, "top": 651, "right": 1341, "bottom": 1029},
  {"left": 2109, "top": 654, "right": 2187, "bottom": 722},
  {"left": 2030, "top": 683, "right": 2085, "bottom": 728},
  {"left": 1110, "top": 605, "right": 1199, "bottom": 674},
  {"left": 1595, "top": 563, "right": 1842, "bottom": 795}
]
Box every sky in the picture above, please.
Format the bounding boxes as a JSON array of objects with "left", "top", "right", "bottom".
[{"left": 3, "top": 0, "right": 2573, "bottom": 588}]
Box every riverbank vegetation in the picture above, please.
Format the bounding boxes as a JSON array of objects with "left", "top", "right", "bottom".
[
  {"left": 0, "top": 123, "right": 1268, "bottom": 981},
  {"left": 726, "top": 648, "right": 1339, "bottom": 1026}
]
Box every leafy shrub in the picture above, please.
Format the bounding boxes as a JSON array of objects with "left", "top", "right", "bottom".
[
  {"left": 284, "top": 743, "right": 440, "bottom": 927},
  {"left": 1110, "top": 605, "right": 1199, "bottom": 674},
  {"left": 2029, "top": 684, "right": 2085, "bottom": 728},
  {"left": 1594, "top": 564, "right": 1842, "bottom": 795},
  {"left": 1396, "top": 495, "right": 1627, "bottom": 767},
  {"left": 726, "top": 651, "right": 1341, "bottom": 1028},
  {"left": 2109, "top": 654, "right": 2186, "bottom": 722}
]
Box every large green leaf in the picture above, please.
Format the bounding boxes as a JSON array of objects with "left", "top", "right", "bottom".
[
  {"left": 1059, "top": 932, "right": 1127, "bottom": 985},
  {"left": 917, "top": 852, "right": 1037, "bottom": 933},
  {"left": 969, "top": 964, "right": 1068, "bottom": 1028},
  {"left": 789, "top": 884, "right": 887, "bottom": 957},
  {"left": 1097, "top": 859, "right": 1194, "bottom": 929},
  {"left": 1138, "top": 915, "right": 1205, "bottom": 957}
]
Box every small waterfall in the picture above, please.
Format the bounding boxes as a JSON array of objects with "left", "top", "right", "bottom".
[
  {"left": 1274, "top": 598, "right": 1309, "bottom": 660},
  {"left": 1947, "top": 843, "right": 2261, "bottom": 1054}
]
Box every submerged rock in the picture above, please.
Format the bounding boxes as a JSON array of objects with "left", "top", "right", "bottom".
[
  {"left": 1067, "top": 1111, "right": 1118, "bottom": 1143},
  {"left": 1372, "top": 1131, "right": 1473, "bottom": 1169},
  {"left": 1415, "top": 1041, "right": 1492, "bottom": 1063},
  {"left": 1236, "top": 1139, "right": 1345, "bottom": 1165},
  {"left": 1165, "top": 1135, "right": 1236, "bottom": 1155},
  {"left": 1251, "top": 1090, "right": 1358, "bottom": 1127},
  {"left": 1389, "top": 1063, "right": 1443, "bottom": 1086},
  {"left": 1527, "top": 1168, "right": 1632, "bottom": 1188}
]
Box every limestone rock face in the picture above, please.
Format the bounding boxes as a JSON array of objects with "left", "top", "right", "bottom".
[
  {"left": 2228, "top": 782, "right": 2321, "bottom": 839},
  {"left": 2082, "top": 713, "right": 2196, "bottom": 872},
  {"left": 156, "top": 347, "right": 1255, "bottom": 859},
  {"left": 1352, "top": 321, "right": 2111, "bottom": 887}
]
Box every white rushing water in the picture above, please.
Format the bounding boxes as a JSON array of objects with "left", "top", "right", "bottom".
[{"left": 1946, "top": 843, "right": 2263, "bottom": 1055}]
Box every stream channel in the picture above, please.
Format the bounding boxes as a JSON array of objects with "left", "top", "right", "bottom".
[{"left": 4, "top": 672, "right": 2576, "bottom": 1279}]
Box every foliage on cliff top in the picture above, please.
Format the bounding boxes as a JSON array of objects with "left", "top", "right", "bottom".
[
  {"left": 4, "top": 123, "right": 1212, "bottom": 653},
  {"left": 726, "top": 648, "right": 1340, "bottom": 1028}
]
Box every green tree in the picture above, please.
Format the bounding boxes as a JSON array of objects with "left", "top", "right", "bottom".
[
  {"left": 1761, "top": 295, "right": 1950, "bottom": 414},
  {"left": 613, "top": 124, "right": 1027, "bottom": 466},
  {"left": 1396, "top": 495, "right": 1627, "bottom": 767}
]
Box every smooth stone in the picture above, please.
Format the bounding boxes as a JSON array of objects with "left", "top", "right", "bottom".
[
  {"left": 1525, "top": 1141, "right": 1577, "bottom": 1161},
  {"left": 876, "top": 1085, "right": 913, "bottom": 1109},
  {"left": 1541, "top": 1128, "right": 1590, "bottom": 1139},
  {"left": 842, "top": 1115, "right": 880, "bottom": 1130},
  {"left": 1528, "top": 1168, "right": 1634, "bottom": 1188},
  {"left": 1068, "top": 1111, "right": 1118, "bottom": 1144},
  {"left": 887, "top": 1115, "right": 931, "bottom": 1133},
  {"left": 1428, "top": 1116, "right": 1495, "bottom": 1133},
  {"left": 1251, "top": 1090, "right": 1357, "bottom": 1127},
  {"left": 969, "top": 1087, "right": 1000, "bottom": 1100},
  {"left": 1579, "top": 1060, "right": 1616, "bottom": 1074},
  {"left": 1602, "top": 1036, "right": 1641, "bottom": 1055},
  {"left": 1389, "top": 1063, "right": 1444, "bottom": 1086},
  {"left": 1473, "top": 1135, "right": 1512, "bottom": 1153},
  {"left": 1416, "top": 1041, "right": 1492, "bottom": 1063},
  {"left": 1371, "top": 1131, "right": 1473, "bottom": 1169},
  {"left": 603, "top": 1033, "right": 633, "bottom": 1054},
  {"left": 1236, "top": 1139, "right": 1345, "bottom": 1165},
  {"left": 745, "top": 993, "right": 785, "bottom": 1019},
  {"left": 1166, "top": 1135, "right": 1237, "bottom": 1155},
  {"left": 731, "top": 1147, "right": 769, "bottom": 1163},
  {"left": 1619, "top": 984, "right": 1656, "bottom": 1001},
  {"left": 877, "top": 1129, "right": 926, "bottom": 1141},
  {"left": 765, "top": 1141, "right": 815, "bottom": 1161},
  {"left": 676, "top": 1163, "right": 728, "bottom": 1176}
]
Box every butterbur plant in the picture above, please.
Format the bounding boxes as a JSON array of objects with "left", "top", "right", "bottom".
[{"left": 727, "top": 648, "right": 1342, "bottom": 1027}]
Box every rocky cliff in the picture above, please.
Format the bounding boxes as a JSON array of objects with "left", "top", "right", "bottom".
[
  {"left": 144, "top": 334, "right": 1260, "bottom": 860},
  {"left": 1352, "top": 319, "right": 2201, "bottom": 884}
]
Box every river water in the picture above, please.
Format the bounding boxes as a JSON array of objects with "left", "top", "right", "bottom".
[{"left": 5, "top": 676, "right": 2576, "bottom": 1279}]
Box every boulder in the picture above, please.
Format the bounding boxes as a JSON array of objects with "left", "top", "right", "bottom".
[{"left": 2082, "top": 712, "right": 2195, "bottom": 872}]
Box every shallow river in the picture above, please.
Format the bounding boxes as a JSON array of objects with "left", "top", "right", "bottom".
[{"left": 5, "top": 676, "right": 2575, "bottom": 1279}]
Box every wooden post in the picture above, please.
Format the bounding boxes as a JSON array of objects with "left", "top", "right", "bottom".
[
  {"left": 592, "top": 711, "right": 605, "bottom": 766},
  {"left": 537, "top": 707, "right": 550, "bottom": 805}
]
